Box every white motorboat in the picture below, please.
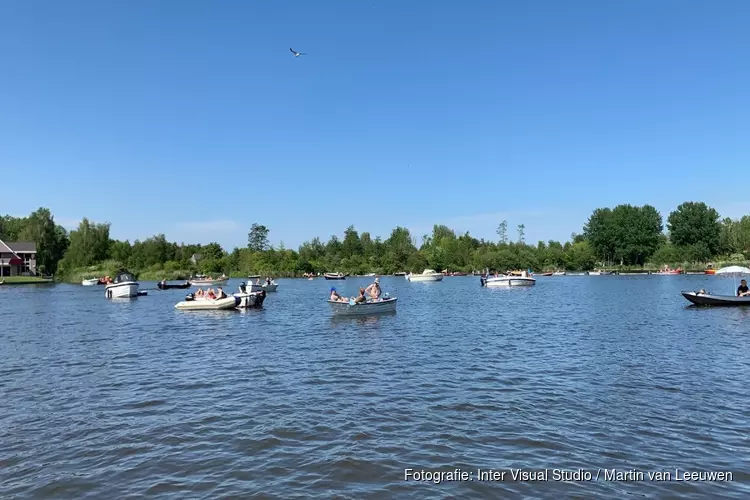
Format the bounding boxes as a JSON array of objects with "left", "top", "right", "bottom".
[
  {"left": 324, "top": 272, "right": 346, "bottom": 280},
  {"left": 233, "top": 284, "right": 267, "bottom": 308},
  {"left": 242, "top": 280, "right": 278, "bottom": 293},
  {"left": 175, "top": 295, "right": 240, "bottom": 310},
  {"left": 189, "top": 274, "right": 229, "bottom": 286},
  {"left": 105, "top": 270, "right": 139, "bottom": 298},
  {"left": 405, "top": 269, "right": 444, "bottom": 282},
  {"left": 481, "top": 272, "right": 536, "bottom": 287},
  {"left": 82, "top": 278, "right": 99, "bottom": 286},
  {"left": 552, "top": 271, "right": 566, "bottom": 276},
  {"left": 588, "top": 271, "right": 602, "bottom": 276},
  {"left": 364, "top": 273, "right": 376, "bottom": 277},
  {"left": 328, "top": 297, "right": 397, "bottom": 316}
]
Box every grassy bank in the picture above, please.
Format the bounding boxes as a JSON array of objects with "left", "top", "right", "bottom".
[
  {"left": 1, "top": 276, "right": 55, "bottom": 284},
  {"left": 59, "top": 260, "right": 196, "bottom": 283}
]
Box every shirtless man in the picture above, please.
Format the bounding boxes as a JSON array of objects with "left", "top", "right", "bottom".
[{"left": 365, "top": 277, "right": 382, "bottom": 300}]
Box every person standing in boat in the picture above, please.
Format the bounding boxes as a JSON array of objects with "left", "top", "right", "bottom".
[
  {"left": 365, "top": 277, "right": 382, "bottom": 300},
  {"left": 738, "top": 280, "right": 749, "bottom": 297}
]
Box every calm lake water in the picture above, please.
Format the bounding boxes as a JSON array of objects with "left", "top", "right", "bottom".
[{"left": 1, "top": 275, "right": 749, "bottom": 499}]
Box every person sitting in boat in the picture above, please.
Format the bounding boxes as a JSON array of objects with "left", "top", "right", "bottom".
[
  {"left": 738, "top": 280, "right": 749, "bottom": 297},
  {"left": 215, "top": 287, "right": 227, "bottom": 299},
  {"left": 265, "top": 277, "right": 272, "bottom": 285},
  {"left": 207, "top": 288, "right": 216, "bottom": 299},
  {"left": 365, "top": 277, "right": 382, "bottom": 300},
  {"left": 330, "top": 287, "right": 342, "bottom": 301},
  {"left": 353, "top": 287, "right": 367, "bottom": 304}
]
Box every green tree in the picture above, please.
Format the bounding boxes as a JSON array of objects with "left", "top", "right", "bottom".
[
  {"left": 667, "top": 202, "right": 721, "bottom": 256},
  {"left": 496, "top": 220, "right": 508, "bottom": 244},
  {"left": 247, "top": 223, "right": 270, "bottom": 252},
  {"left": 19, "top": 207, "right": 68, "bottom": 274}
]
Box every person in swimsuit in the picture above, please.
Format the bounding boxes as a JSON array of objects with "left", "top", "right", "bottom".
[{"left": 365, "top": 277, "right": 382, "bottom": 300}]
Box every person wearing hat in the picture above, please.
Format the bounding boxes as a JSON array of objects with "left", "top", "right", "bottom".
[
  {"left": 365, "top": 277, "right": 382, "bottom": 300},
  {"left": 738, "top": 279, "right": 749, "bottom": 297},
  {"left": 330, "top": 287, "right": 344, "bottom": 302}
]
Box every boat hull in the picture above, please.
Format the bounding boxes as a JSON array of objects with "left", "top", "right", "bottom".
[
  {"left": 263, "top": 283, "right": 278, "bottom": 292},
  {"left": 328, "top": 298, "right": 397, "bottom": 316},
  {"left": 234, "top": 291, "right": 266, "bottom": 308},
  {"left": 82, "top": 279, "right": 98, "bottom": 286},
  {"left": 324, "top": 274, "right": 346, "bottom": 280},
  {"left": 681, "top": 291, "right": 750, "bottom": 306},
  {"left": 175, "top": 296, "right": 240, "bottom": 310},
  {"left": 105, "top": 282, "right": 139, "bottom": 298},
  {"left": 482, "top": 276, "right": 536, "bottom": 287},
  {"left": 406, "top": 274, "right": 444, "bottom": 282},
  {"left": 552, "top": 272, "right": 566, "bottom": 276}
]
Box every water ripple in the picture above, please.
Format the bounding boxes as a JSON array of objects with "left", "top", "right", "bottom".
[{"left": 1, "top": 276, "right": 749, "bottom": 498}]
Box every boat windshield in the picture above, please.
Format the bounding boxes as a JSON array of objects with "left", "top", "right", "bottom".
[{"left": 115, "top": 272, "right": 135, "bottom": 283}]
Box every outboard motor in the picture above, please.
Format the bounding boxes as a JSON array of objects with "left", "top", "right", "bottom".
[
  {"left": 185, "top": 293, "right": 194, "bottom": 301},
  {"left": 480, "top": 277, "right": 486, "bottom": 287},
  {"left": 239, "top": 282, "right": 246, "bottom": 294}
]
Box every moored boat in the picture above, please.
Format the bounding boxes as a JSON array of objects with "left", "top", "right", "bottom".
[
  {"left": 481, "top": 272, "right": 536, "bottom": 287},
  {"left": 393, "top": 271, "right": 407, "bottom": 276},
  {"left": 328, "top": 297, "right": 398, "bottom": 316},
  {"left": 324, "top": 272, "right": 346, "bottom": 280},
  {"left": 234, "top": 283, "right": 267, "bottom": 308},
  {"left": 82, "top": 278, "right": 99, "bottom": 286},
  {"left": 158, "top": 281, "right": 191, "bottom": 290},
  {"left": 552, "top": 271, "right": 566, "bottom": 276},
  {"left": 681, "top": 290, "right": 750, "bottom": 306},
  {"left": 105, "top": 270, "right": 139, "bottom": 298},
  {"left": 405, "top": 269, "right": 444, "bottom": 282},
  {"left": 189, "top": 274, "right": 229, "bottom": 286},
  {"left": 175, "top": 295, "right": 240, "bottom": 310},
  {"left": 540, "top": 272, "right": 553, "bottom": 277}
]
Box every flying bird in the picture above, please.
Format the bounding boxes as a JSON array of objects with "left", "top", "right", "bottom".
[{"left": 289, "top": 48, "right": 305, "bottom": 57}]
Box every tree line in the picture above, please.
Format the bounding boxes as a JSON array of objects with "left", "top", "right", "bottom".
[{"left": 1, "top": 202, "right": 748, "bottom": 280}]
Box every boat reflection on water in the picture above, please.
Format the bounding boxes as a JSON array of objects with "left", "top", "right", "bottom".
[{"left": 329, "top": 310, "right": 396, "bottom": 327}]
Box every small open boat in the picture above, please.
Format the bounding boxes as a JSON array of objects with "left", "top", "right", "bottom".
[
  {"left": 158, "top": 281, "right": 191, "bottom": 290},
  {"left": 681, "top": 290, "right": 750, "bottom": 306},
  {"left": 175, "top": 295, "right": 240, "bottom": 310},
  {"left": 82, "top": 278, "right": 99, "bottom": 286},
  {"left": 540, "top": 272, "right": 553, "bottom": 277},
  {"left": 189, "top": 275, "right": 229, "bottom": 286},
  {"left": 481, "top": 273, "right": 536, "bottom": 287},
  {"left": 328, "top": 297, "right": 398, "bottom": 316},
  {"left": 552, "top": 271, "right": 566, "bottom": 276},
  {"left": 324, "top": 272, "right": 346, "bottom": 280}
]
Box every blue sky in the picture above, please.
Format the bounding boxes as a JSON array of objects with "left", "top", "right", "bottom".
[{"left": 1, "top": 0, "right": 748, "bottom": 250}]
